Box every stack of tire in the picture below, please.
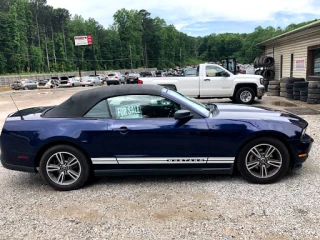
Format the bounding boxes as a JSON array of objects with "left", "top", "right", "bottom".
[
  {"left": 307, "top": 81, "right": 320, "bottom": 104},
  {"left": 279, "top": 78, "right": 287, "bottom": 97},
  {"left": 284, "top": 78, "right": 305, "bottom": 100},
  {"left": 267, "top": 81, "right": 280, "bottom": 96},
  {"left": 254, "top": 56, "right": 275, "bottom": 87},
  {"left": 293, "top": 81, "right": 309, "bottom": 101}
]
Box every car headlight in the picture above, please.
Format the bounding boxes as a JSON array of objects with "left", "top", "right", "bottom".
[
  {"left": 260, "top": 78, "right": 263, "bottom": 84},
  {"left": 301, "top": 127, "right": 308, "bottom": 139}
]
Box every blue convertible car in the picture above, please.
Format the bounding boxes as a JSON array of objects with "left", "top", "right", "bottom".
[{"left": 0, "top": 85, "right": 313, "bottom": 190}]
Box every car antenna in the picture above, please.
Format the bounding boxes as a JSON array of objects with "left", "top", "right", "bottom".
[{"left": 10, "top": 95, "right": 24, "bottom": 120}]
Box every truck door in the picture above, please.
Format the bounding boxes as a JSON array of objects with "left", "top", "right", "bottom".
[{"left": 200, "top": 65, "right": 233, "bottom": 97}]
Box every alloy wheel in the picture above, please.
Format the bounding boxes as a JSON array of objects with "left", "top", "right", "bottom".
[
  {"left": 46, "top": 152, "right": 82, "bottom": 186},
  {"left": 245, "top": 144, "right": 282, "bottom": 178},
  {"left": 240, "top": 91, "right": 252, "bottom": 103}
]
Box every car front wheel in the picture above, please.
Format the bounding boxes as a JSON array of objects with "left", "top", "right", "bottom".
[
  {"left": 236, "top": 87, "right": 255, "bottom": 104},
  {"left": 39, "top": 145, "right": 91, "bottom": 191},
  {"left": 237, "top": 137, "right": 290, "bottom": 184}
]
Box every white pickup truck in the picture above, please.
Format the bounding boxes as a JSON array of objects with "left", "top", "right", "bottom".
[{"left": 139, "top": 63, "right": 265, "bottom": 104}]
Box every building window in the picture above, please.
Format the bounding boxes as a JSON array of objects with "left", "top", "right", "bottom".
[{"left": 313, "top": 49, "right": 320, "bottom": 76}]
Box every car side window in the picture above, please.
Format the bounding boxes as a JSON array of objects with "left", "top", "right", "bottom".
[
  {"left": 107, "top": 95, "right": 181, "bottom": 119},
  {"left": 84, "top": 100, "right": 110, "bottom": 118},
  {"left": 206, "top": 66, "right": 225, "bottom": 77}
]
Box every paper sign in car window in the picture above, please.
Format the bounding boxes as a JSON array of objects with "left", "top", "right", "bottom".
[{"left": 115, "top": 104, "right": 142, "bottom": 119}]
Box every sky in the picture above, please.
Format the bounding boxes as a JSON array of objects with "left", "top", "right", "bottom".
[{"left": 47, "top": 0, "right": 320, "bottom": 36}]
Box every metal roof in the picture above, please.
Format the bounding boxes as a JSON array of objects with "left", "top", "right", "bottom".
[{"left": 257, "top": 20, "right": 320, "bottom": 46}]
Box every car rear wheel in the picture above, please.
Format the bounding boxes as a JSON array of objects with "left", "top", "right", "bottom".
[
  {"left": 237, "top": 137, "right": 290, "bottom": 184},
  {"left": 236, "top": 87, "right": 255, "bottom": 104},
  {"left": 39, "top": 145, "right": 91, "bottom": 191},
  {"left": 24, "top": 86, "right": 28, "bottom": 90}
]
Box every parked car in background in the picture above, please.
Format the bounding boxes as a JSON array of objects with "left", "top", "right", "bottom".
[
  {"left": 81, "top": 75, "right": 102, "bottom": 87},
  {"left": 59, "top": 76, "right": 81, "bottom": 87},
  {"left": 106, "top": 72, "right": 122, "bottom": 85},
  {"left": 97, "top": 74, "right": 106, "bottom": 84},
  {"left": 11, "top": 79, "right": 37, "bottom": 90},
  {"left": 37, "top": 79, "right": 60, "bottom": 89},
  {"left": 127, "top": 73, "right": 141, "bottom": 84},
  {"left": 139, "top": 63, "right": 265, "bottom": 104}
]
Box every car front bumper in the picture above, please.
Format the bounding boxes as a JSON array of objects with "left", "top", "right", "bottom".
[
  {"left": 291, "top": 134, "right": 314, "bottom": 168},
  {"left": 257, "top": 86, "right": 265, "bottom": 97}
]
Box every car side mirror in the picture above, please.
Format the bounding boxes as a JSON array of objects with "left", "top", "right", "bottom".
[
  {"left": 222, "top": 71, "right": 230, "bottom": 77},
  {"left": 174, "top": 110, "right": 193, "bottom": 121}
]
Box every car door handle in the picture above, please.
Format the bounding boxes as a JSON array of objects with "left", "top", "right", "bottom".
[
  {"left": 112, "top": 127, "right": 130, "bottom": 135},
  {"left": 204, "top": 79, "right": 210, "bottom": 81}
]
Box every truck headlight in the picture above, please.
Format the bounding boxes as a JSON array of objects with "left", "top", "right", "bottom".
[
  {"left": 301, "top": 127, "right": 307, "bottom": 138},
  {"left": 260, "top": 78, "right": 263, "bottom": 84}
]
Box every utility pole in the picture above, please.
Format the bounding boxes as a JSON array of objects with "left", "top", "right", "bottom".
[
  {"left": 180, "top": 48, "right": 182, "bottom": 67},
  {"left": 129, "top": 44, "right": 133, "bottom": 72},
  {"left": 145, "top": 43, "right": 148, "bottom": 69}
]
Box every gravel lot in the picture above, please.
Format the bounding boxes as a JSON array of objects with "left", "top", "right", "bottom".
[{"left": 0, "top": 87, "right": 319, "bottom": 239}]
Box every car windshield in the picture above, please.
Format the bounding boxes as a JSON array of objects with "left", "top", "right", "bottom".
[{"left": 167, "top": 90, "right": 210, "bottom": 116}]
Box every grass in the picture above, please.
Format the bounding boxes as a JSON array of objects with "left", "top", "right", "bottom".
[{"left": 0, "top": 86, "right": 11, "bottom": 92}]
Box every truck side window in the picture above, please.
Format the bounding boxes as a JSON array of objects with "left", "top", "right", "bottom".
[{"left": 206, "top": 66, "right": 225, "bottom": 77}]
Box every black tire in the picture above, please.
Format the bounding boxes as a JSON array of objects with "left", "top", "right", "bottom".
[
  {"left": 286, "top": 93, "right": 294, "bottom": 99},
  {"left": 300, "top": 91, "right": 308, "bottom": 96},
  {"left": 268, "top": 81, "right": 280, "bottom": 86},
  {"left": 308, "top": 93, "right": 320, "bottom": 99},
  {"left": 269, "top": 85, "right": 280, "bottom": 90},
  {"left": 293, "top": 87, "right": 302, "bottom": 92},
  {"left": 287, "top": 78, "right": 305, "bottom": 83},
  {"left": 280, "top": 92, "right": 286, "bottom": 97},
  {"left": 286, "top": 89, "right": 293, "bottom": 94},
  {"left": 254, "top": 58, "right": 259, "bottom": 68},
  {"left": 294, "top": 82, "right": 308, "bottom": 87},
  {"left": 300, "top": 96, "right": 308, "bottom": 102},
  {"left": 82, "top": 85, "right": 85, "bottom": 87},
  {"left": 307, "top": 98, "right": 320, "bottom": 104},
  {"left": 308, "top": 89, "right": 320, "bottom": 94},
  {"left": 237, "top": 137, "right": 290, "bottom": 184},
  {"left": 267, "top": 91, "right": 280, "bottom": 96},
  {"left": 235, "top": 87, "right": 255, "bottom": 104},
  {"left": 293, "top": 91, "right": 300, "bottom": 96},
  {"left": 280, "top": 83, "right": 287, "bottom": 87},
  {"left": 255, "top": 69, "right": 261, "bottom": 75},
  {"left": 286, "top": 83, "right": 294, "bottom": 89},
  {"left": 39, "top": 145, "right": 91, "bottom": 191},
  {"left": 24, "top": 86, "right": 28, "bottom": 90},
  {"left": 72, "top": 84, "right": 74, "bottom": 87},
  {"left": 308, "top": 82, "right": 320, "bottom": 89},
  {"left": 293, "top": 96, "right": 300, "bottom": 100},
  {"left": 280, "top": 77, "right": 290, "bottom": 83},
  {"left": 263, "top": 70, "right": 275, "bottom": 80}
]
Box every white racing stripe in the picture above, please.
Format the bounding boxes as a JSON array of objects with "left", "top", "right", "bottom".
[
  {"left": 92, "top": 158, "right": 118, "bottom": 164},
  {"left": 207, "top": 157, "right": 235, "bottom": 164},
  {"left": 91, "top": 157, "right": 235, "bottom": 165}
]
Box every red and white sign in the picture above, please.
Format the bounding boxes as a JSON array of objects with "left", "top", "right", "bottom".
[
  {"left": 295, "top": 58, "right": 305, "bottom": 71},
  {"left": 74, "top": 35, "right": 93, "bottom": 46}
]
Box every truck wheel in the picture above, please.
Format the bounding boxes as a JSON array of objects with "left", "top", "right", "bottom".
[{"left": 236, "top": 87, "right": 255, "bottom": 104}]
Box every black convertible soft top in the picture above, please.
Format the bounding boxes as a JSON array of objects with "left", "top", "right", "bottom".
[{"left": 44, "top": 84, "right": 164, "bottom": 118}]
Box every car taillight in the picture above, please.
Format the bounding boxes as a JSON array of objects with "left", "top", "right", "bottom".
[
  {"left": 88, "top": 80, "right": 91, "bottom": 82},
  {"left": 106, "top": 77, "right": 108, "bottom": 79},
  {"left": 80, "top": 80, "right": 82, "bottom": 82},
  {"left": 115, "top": 76, "right": 118, "bottom": 79},
  {"left": 138, "top": 79, "right": 143, "bottom": 84},
  {"left": 68, "top": 81, "right": 70, "bottom": 83}
]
